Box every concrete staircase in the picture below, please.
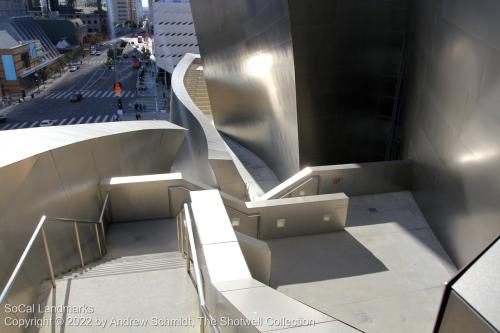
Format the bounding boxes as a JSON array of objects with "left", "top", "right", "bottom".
[
  {"left": 60, "top": 251, "right": 186, "bottom": 280},
  {"left": 184, "top": 63, "right": 213, "bottom": 115}
]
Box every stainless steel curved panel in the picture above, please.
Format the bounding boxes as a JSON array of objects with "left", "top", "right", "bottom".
[
  {"left": 190, "top": 0, "right": 408, "bottom": 180},
  {"left": 190, "top": 0, "right": 300, "bottom": 180},
  {"left": 403, "top": 0, "right": 500, "bottom": 266},
  {"left": 0, "top": 122, "right": 186, "bottom": 324}
]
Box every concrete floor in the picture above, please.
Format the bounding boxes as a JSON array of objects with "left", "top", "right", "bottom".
[
  {"left": 36, "top": 219, "right": 199, "bottom": 333},
  {"left": 267, "top": 191, "right": 456, "bottom": 333}
]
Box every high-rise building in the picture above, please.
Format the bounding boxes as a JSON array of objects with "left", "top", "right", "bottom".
[
  {"left": 109, "top": 0, "right": 131, "bottom": 25},
  {"left": 152, "top": 0, "right": 198, "bottom": 74},
  {"left": 0, "top": 0, "right": 27, "bottom": 16}
]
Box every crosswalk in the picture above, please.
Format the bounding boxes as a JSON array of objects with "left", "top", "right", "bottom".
[
  {"left": 42, "top": 90, "right": 136, "bottom": 100},
  {"left": 0, "top": 114, "right": 115, "bottom": 131},
  {"left": 83, "top": 59, "right": 134, "bottom": 65}
]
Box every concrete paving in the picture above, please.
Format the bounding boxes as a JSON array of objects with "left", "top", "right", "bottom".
[
  {"left": 36, "top": 219, "right": 199, "bottom": 332},
  {"left": 267, "top": 191, "right": 456, "bottom": 333}
]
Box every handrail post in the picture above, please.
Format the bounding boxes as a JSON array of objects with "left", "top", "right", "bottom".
[
  {"left": 74, "top": 222, "right": 85, "bottom": 268},
  {"left": 94, "top": 224, "right": 103, "bottom": 258},
  {"left": 200, "top": 305, "right": 205, "bottom": 333},
  {"left": 41, "top": 226, "right": 56, "bottom": 288}
]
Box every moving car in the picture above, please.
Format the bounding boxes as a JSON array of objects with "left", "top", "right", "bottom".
[
  {"left": 39, "top": 119, "right": 55, "bottom": 127},
  {"left": 96, "top": 50, "right": 102, "bottom": 56},
  {"left": 70, "top": 93, "right": 83, "bottom": 103},
  {"left": 90, "top": 49, "right": 96, "bottom": 56},
  {"left": 69, "top": 65, "right": 78, "bottom": 72}
]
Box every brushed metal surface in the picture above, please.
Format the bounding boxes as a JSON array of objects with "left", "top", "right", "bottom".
[
  {"left": 0, "top": 122, "right": 186, "bottom": 321},
  {"left": 170, "top": 54, "right": 248, "bottom": 199},
  {"left": 190, "top": 0, "right": 300, "bottom": 180},
  {"left": 403, "top": 0, "right": 500, "bottom": 266},
  {"left": 190, "top": 0, "right": 408, "bottom": 180}
]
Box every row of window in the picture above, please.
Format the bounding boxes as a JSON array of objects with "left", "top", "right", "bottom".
[
  {"left": 159, "top": 54, "right": 185, "bottom": 58},
  {"left": 158, "top": 32, "right": 195, "bottom": 37},
  {"left": 157, "top": 21, "right": 193, "bottom": 26},
  {"left": 158, "top": 43, "right": 198, "bottom": 47}
]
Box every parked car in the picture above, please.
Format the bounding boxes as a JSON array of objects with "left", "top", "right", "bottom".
[
  {"left": 39, "top": 119, "right": 55, "bottom": 127},
  {"left": 90, "top": 49, "right": 96, "bottom": 56},
  {"left": 69, "top": 65, "right": 78, "bottom": 72},
  {"left": 70, "top": 93, "right": 83, "bottom": 103},
  {"left": 96, "top": 50, "right": 102, "bottom": 56},
  {"left": 0, "top": 115, "right": 6, "bottom": 123}
]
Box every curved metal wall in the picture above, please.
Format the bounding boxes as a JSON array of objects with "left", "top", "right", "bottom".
[
  {"left": 0, "top": 122, "right": 185, "bottom": 323},
  {"left": 190, "top": 0, "right": 408, "bottom": 180},
  {"left": 190, "top": 0, "right": 300, "bottom": 180},
  {"left": 403, "top": 0, "right": 500, "bottom": 267}
]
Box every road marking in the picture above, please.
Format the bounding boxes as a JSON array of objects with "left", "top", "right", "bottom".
[
  {"left": 85, "top": 116, "right": 93, "bottom": 123},
  {"left": 29, "top": 121, "right": 38, "bottom": 128},
  {"left": 94, "top": 115, "right": 102, "bottom": 122},
  {"left": 67, "top": 118, "right": 76, "bottom": 125},
  {"left": 77, "top": 117, "right": 85, "bottom": 124},
  {"left": 1, "top": 123, "right": 11, "bottom": 129},
  {"left": 44, "top": 92, "right": 56, "bottom": 99},
  {"left": 105, "top": 91, "right": 114, "bottom": 97},
  {"left": 81, "top": 91, "right": 92, "bottom": 97},
  {"left": 123, "top": 91, "right": 130, "bottom": 98},
  {"left": 10, "top": 123, "right": 20, "bottom": 129},
  {"left": 18, "top": 122, "right": 28, "bottom": 128},
  {"left": 58, "top": 118, "right": 67, "bottom": 125},
  {"left": 102, "top": 115, "right": 109, "bottom": 122},
  {"left": 63, "top": 91, "right": 74, "bottom": 98},
  {"left": 131, "top": 93, "right": 135, "bottom": 98},
  {"left": 94, "top": 91, "right": 103, "bottom": 97},
  {"left": 48, "top": 92, "right": 61, "bottom": 99},
  {"left": 86, "top": 91, "right": 96, "bottom": 97},
  {"left": 54, "top": 92, "right": 67, "bottom": 99}
]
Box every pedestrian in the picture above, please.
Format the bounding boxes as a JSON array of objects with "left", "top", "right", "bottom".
[
  {"left": 138, "top": 113, "right": 142, "bottom": 120},
  {"left": 136, "top": 113, "right": 140, "bottom": 120}
]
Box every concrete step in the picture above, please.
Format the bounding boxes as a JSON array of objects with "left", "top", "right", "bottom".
[{"left": 58, "top": 251, "right": 186, "bottom": 280}]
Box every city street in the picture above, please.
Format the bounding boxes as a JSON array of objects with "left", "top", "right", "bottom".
[{"left": 0, "top": 46, "right": 141, "bottom": 129}]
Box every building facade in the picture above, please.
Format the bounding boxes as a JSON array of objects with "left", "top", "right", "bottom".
[
  {"left": 0, "top": 30, "right": 41, "bottom": 97},
  {"left": 109, "top": 0, "right": 131, "bottom": 25},
  {"left": 152, "top": 0, "right": 198, "bottom": 74},
  {"left": 0, "top": 0, "right": 27, "bottom": 16}
]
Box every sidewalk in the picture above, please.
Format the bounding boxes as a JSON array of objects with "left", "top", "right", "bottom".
[{"left": 0, "top": 67, "right": 69, "bottom": 116}]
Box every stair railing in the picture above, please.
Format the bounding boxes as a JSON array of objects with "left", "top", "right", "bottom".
[
  {"left": 0, "top": 194, "right": 110, "bottom": 305},
  {"left": 177, "top": 203, "right": 221, "bottom": 333}
]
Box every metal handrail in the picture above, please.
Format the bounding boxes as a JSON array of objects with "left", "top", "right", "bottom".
[
  {"left": 0, "top": 195, "right": 111, "bottom": 305},
  {"left": 179, "top": 204, "right": 221, "bottom": 333},
  {"left": 0, "top": 216, "right": 49, "bottom": 304}
]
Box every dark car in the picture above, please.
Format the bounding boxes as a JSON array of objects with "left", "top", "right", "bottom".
[
  {"left": 70, "top": 93, "right": 83, "bottom": 103},
  {"left": 0, "top": 115, "right": 6, "bottom": 123}
]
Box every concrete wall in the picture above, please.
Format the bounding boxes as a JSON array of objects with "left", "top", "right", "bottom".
[{"left": 403, "top": 0, "right": 500, "bottom": 267}]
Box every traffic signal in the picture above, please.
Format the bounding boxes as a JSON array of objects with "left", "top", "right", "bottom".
[
  {"left": 117, "top": 98, "right": 123, "bottom": 110},
  {"left": 114, "top": 82, "right": 122, "bottom": 93}
]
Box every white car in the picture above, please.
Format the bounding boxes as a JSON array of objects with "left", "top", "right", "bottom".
[
  {"left": 90, "top": 50, "right": 96, "bottom": 55},
  {"left": 69, "top": 65, "right": 78, "bottom": 72},
  {"left": 96, "top": 50, "right": 102, "bottom": 56},
  {"left": 39, "top": 119, "right": 55, "bottom": 127}
]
